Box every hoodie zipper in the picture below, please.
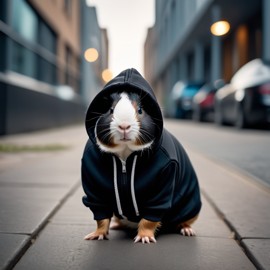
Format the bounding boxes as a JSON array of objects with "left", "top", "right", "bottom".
[
  {"left": 121, "top": 160, "right": 127, "bottom": 173},
  {"left": 120, "top": 159, "right": 127, "bottom": 189},
  {"left": 113, "top": 155, "right": 140, "bottom": 218},
  {"left": 121, "top": 160, "right": 128, "bottom": 217}
]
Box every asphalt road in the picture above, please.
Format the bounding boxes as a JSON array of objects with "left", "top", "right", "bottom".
[{"left": 165, "top": 119, "right": 270, "bottom": 187}]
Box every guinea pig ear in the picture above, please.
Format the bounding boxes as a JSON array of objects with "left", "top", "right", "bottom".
[
  {"left": 107, "top": 92, "right": 121, "bottom": 111},
  {"left": 100, "top": 95, "right": 112, "bottom": 113},
  {"left": 109, "top": 92, "right": 121, "bottom": 103}
]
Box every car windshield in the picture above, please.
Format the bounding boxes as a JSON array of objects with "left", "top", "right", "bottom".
[
  {"left": 182, "top": 85, "right": 202, "bottom": 97},
  {"left": 171, "top": 81, "right": 186, "bottom": 99}
]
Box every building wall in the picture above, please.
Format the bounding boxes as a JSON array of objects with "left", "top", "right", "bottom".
[
  {"left": 144, "top": 0, "right": 268, "bottom": 113},
  {"left": 0, "top": 0, "right": 108, "bottom": 134},
  {"left": 0, "top": 0, "right": 82, "bottom": 91},
  {"left": 145, "top": 0, "right": 212, "bottom": 105},
  {"left": 29, "top": 0, "right": 81, "bottom": 92}
]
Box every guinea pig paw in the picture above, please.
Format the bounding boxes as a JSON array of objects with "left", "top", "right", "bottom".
[
  {"left": 180, "top": 227, "right": 196, "bottom": 237},
  {"left": 84, "top": 231, "right": 109, "bottom": 241},
  {"left": 134, "top": 235, "right": 157, "bottom": 244}
]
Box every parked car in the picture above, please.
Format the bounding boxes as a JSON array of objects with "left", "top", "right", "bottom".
[
  {"left": 166, "top": 81, "right": 186, "bottom": 118},
  {"left": 214, "top": 59, "right": 270, "bottom": 128},
  {"left": 168, "top": 81, "right": 204, "bottom": 118},
  {"left": 192, "top": 80, "right": 224, "bottom": 122}
]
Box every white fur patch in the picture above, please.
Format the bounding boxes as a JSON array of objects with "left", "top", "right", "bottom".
[
  {"left": 113, "top": 93, "right": 137, "bottom": 126},
  {"left": 110, "top": 93, "right": 140, "bottom": 150}
]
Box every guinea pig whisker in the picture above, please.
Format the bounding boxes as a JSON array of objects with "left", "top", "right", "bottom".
[
  {"left": 139, "top": 129, "right": 154, "bottom": 141},
  {"left": 139, "top": 90, "right": 148, "bottom": 102},
  {"left": 148, "top": 115, "right": 162, "bottom": 123},
  {"left": 91, "top": 111, "right": 103, "bottom": 115},
  {"left": 98, "top": 131, "right": 113, "bottom": 144},
  {"left": 95, "top": 123, "right": 112, "bottom": 128},
  {"left": 137, "top": 134, "right": 149, "bottom": 145},
  {"left": 86, "top": 115, "right": 103, "bottom": 123},
  {"left": 96, "top": 127, "right": 112, "bottom": 139},
  {"left": 101, "top": 128, "right": 112, "bottom": 136}
]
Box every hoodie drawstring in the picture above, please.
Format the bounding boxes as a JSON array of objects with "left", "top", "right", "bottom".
[
  {"left": 112, "top": 156, "right": 124, "bottom": 218},
  {"left": 131, "top": 155, "right": 139, "bottom": 216},
  {"left": 112, "top": 155, "right": 140, "bottom": 218}
]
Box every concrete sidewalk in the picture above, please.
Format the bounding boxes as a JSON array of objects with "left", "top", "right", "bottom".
[{"left": 0, "top": 124, "right": 269, "bottom": 270}]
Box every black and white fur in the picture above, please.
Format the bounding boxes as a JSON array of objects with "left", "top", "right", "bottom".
[{"left": 95, "top": 92, "right": 156, "bottom": 160}]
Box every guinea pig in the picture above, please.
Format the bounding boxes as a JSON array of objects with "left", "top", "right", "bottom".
[{"left": 81, "top": 68, "right": 201, "bottom": 244}]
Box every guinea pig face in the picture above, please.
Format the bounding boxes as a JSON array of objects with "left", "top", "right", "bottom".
[{"left": 95, "top": 92, "right": 156, "bottom": 154}]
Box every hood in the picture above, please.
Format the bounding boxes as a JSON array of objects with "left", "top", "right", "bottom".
[{"left": 85, "top": 68, "right": 163, "bottom": 149}]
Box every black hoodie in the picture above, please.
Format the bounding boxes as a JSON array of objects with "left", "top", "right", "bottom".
[{"left": 81, "top": 68, "right": 201, "bottom": 226}]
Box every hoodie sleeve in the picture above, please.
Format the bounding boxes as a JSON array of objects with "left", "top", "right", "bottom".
[
  {"left": 81, "top": 150, "right": 113, "bottom": 220},
  {"left": 142, "top": 161, "right": 177, "bottom": 222}
]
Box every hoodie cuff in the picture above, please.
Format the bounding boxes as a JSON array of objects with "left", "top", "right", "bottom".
[
  {"left": 142, "top": 210, "right": 165, "bottom": 222},
  {"left": 82, "top": 196, "right": 113, "bottom": 220},
  {"left": 92, "top": 210, "right": 113, "bottom": 221}
]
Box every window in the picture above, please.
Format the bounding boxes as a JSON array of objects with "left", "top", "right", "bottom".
[
  {"left": 9, "top": 0, "right": 57, "bottom": 85},
  {"left": 0, "top": 1, "right": 7, "bottom": 22},
  {"left": 10, "top": 41, "right": 37, "bottom": 78},
  {"left": 0, "top": 33, "right": 7, "bottom": 71},
  {"left": 11, "top": 0, "right": 38, "bottom": 42},
  {"left": 39, "top": 21, "right": 56, "bottom": 53},
  {"left": 38, "top": 56, "right": 56, "bottom": 84},
  {"left": 65, "top": 45, "right": 72, "bottom": 85}
]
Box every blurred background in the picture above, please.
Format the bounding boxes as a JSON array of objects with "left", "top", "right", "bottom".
[{"left": 0, "top": 0, "right": 270, "bottom": 135}]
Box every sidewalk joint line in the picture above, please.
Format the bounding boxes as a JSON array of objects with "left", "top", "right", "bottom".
[
  {"left": 201, "top": 189, "right": 262, "bottom": 270},
  {"left": 8, "top": 179, "right": 81, "bottom": 270}
]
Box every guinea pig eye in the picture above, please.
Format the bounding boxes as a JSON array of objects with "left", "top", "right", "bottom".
[
  {"left": 110, "top": 107, "right": 114, "bottom": 114},
  {"left": 138, "top": 106, "right": 143, "bottom": 115}
]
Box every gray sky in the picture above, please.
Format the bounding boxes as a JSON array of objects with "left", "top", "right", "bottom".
[{"left": 87, "top": 0, "right": 155, "bottom": 77}]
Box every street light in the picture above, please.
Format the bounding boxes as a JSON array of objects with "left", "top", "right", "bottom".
[
  {"left": 102, "top": 69, "right": 113, "bottom": 83},
  {"left": 210, "top": 20, "right": 230, "bottom": 36},
  {"left": 84, "top": 48, "right": 99, "bottom": 62}
]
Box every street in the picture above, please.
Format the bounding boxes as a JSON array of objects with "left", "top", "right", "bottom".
[{"left": 165, "top": 119, "right": 270, "bottom": 187}]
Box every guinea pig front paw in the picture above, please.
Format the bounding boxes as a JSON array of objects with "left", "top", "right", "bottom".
[
  {"left": 180, "top": 225, "right": 196, "bottom": 237},
  {"left": 134, "top": 234, "right": 157, "bottom": 244},
  {"left": 84, "top": 231, "right": 109, "bottom": 241}
]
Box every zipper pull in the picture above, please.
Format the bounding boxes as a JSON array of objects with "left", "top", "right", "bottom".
[{"left": 121, "top": 161, "right": 127, "bottom": 173}]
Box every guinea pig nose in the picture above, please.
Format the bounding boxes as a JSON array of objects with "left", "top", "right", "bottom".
[{"left": 118, "top": 124, "right": 131, "bottom": 131}]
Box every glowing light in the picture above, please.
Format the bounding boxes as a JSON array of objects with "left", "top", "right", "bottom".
[
  {"left": 102, "top": 69, "right": 113, "bottom": 83},
  {"left": 210, "top": 20, "right": 230, "bottom": 36},
  {"left": 84, "top": 48, "right": 99, "bottom": 62}
]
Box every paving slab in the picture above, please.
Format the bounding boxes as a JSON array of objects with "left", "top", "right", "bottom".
[
  {"left": 189, "top": 150, "right": 270, "bottom": 239},
  {"left": 241, "top": 239, "right": 270, "bottom": 270},
  {"left": 51, "top": 187, "right": 94, "bottom": 226},
  {"left": 0, "top": 124, "right": 86, "bottom": 175},
  {"left": 0, "top": 185, "right": 68, "bottom": 234},
  {"left": 0, "top": 234, "right": 30, "bottom": 270},
  {"left": 14, "top": 223, "right": 255, "bottom": 270},
  {"left": 0, "top": 148, "right": 82, "bottom": 187},
  {"left": 0, "top": 124, "right": 86, "bottom": 146}
]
